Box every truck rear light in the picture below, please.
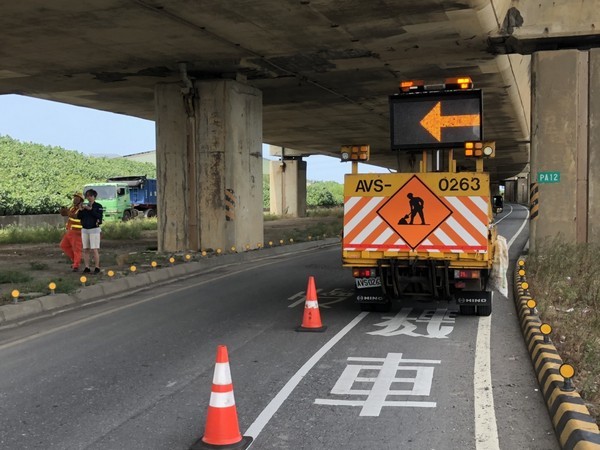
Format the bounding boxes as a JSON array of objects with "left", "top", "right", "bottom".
[
  {"left": 454, "top": 269, "right": 480, "bottom": 279},
  {"left": 352, "top": 268, "right": 374, "bottom": 278}
]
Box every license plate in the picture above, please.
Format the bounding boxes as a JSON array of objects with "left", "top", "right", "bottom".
[{"left": 355, "top": 277, "right": 381, "bottom": 289}]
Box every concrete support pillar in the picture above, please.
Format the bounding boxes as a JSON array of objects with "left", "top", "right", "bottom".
[
  {"left": 531, "top": 49, "right": 597, "bottom": 248},
  {"left": 155, "top": 79, "right": 263, "bottom": 252},
  {"left": 516, "top": 176, "right": 529, "bottom": 205},
  {"left": 269, "top": 159, "right": 307, "bottom": 217},
  {"left": 589, "top": 49, "right": 600, "bottom": 242}
]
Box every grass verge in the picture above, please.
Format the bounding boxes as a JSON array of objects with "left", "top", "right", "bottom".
[
  {"left": 0, "top": 218, "right": 158, "bottom": 244},
  {"left": 527, "top": 237, "right": 600, "bottom": 423}
]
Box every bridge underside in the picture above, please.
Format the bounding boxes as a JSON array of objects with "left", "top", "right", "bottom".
[
  {"left": 0, "top": 0, "right": 533, "bottom": 182},
  {"left": 2, "top": 1, "right": 600, "bottom": 249}
]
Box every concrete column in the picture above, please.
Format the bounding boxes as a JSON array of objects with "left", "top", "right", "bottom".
[
  {"left": 516, "top": 176, "right": 529, "bottom": 205},
  {"left": 589, "top": 49, "right": 600, "bottom": 243},
  {"left": 531, "top": 49, "right": 594, "bottom": 248},
  {"left": 155, "top": 83, "right": 190, "bottom": 252},
  {"left": 155, "top": 79, "right": 263, "bottom": 252},
  {"left": 269, "top": 159, "right": 307, "bottom": 217},
  {"left": 504, "top": 180, "right": 516, "bottom": 203}
]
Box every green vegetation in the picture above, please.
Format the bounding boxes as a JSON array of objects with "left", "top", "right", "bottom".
[
  {"left": 100, "top": 217, "right": 157, "bottom": 240},
  {"left": 0, "top": 217, "right": 158, "bottom": 245},
  {"left": 0, "top": 135, "right": 156, "bottom": 215},
  {"left": 307, "top": 180, "right": 343, "bottom": 207},
  {"left": 0, "top": 224, "right": 63, "bottom": 244},
  {"left": 0, "top": 270, "right": 32, "bottom": 284},
  {"left": 263, "top": 174, "right": 270, "bottom": 209},
  {"left": 527, "top": 238, "right": 600, "bottom": 422}
]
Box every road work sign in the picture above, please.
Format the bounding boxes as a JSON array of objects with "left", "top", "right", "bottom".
[
  {"left": 343, "top": 172, "right": 490, "bottom": 253},
  {"left": 390, "top": 89, "right": 482, "bottom": 150}
]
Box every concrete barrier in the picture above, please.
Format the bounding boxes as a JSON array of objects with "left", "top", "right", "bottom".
[
  {"left": 0, "top": 214, "right": 65, "bottom": 229},
  {"left": 513, "top": 258, "right": 600, "bottom": 450}
]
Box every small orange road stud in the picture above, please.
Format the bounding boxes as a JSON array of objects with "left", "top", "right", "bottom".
[
  {"left": 296, "top": 276, "right": 327, "bottom": 332},
  {"left": 189, "top": 345, "right": 252, "bottom": 450}
]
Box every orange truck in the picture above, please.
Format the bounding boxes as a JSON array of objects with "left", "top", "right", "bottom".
[{"left": 341, "top": 78, "right": 497, "bottom": 315}]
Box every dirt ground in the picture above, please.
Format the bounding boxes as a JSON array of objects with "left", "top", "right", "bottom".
[{"left": 0, "top": 216, "right": 341, "bottom": 303}]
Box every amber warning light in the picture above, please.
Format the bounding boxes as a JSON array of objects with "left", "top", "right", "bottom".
[
  {"left": 399, "top": 80, "right": 425, "bottom": 93},
  {"left": 465, "top": 141, "right": 495, "bottom": 158},
  {"left": 341, "top": 145, "right": 370, "bottom": 162},
  {"left": 445, "top": 76, "right": 473, "bottom": 90}
]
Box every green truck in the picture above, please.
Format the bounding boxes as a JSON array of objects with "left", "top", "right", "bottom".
[{"left": 83, "top": 176, "right": 157, "bottom": 222}]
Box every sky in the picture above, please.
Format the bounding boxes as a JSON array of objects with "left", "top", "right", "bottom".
[{"left": 0, "top": 94, "right": 387, "bottom": 184}]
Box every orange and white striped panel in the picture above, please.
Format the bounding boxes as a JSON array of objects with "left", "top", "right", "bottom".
[{"left": 343, "top": 195, "right": 489, "bottom": 253}]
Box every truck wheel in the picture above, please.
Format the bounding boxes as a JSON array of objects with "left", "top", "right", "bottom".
[
  {"left": 459, "top": 305, "right": 476, "bottom": 315},
  {"left": 477, "top": 303, "right": 492, "bottom": 316},
  {"left": 359, "top": 303, "right": 377, "bottom": 312},
  {"left": 375, "top": 299, "right": 392, "bottom": 312},
  {"left": 122, "top": 210, "right": 132, "bottom": 221},
  {"left": 144, "top": 209, "right": 156, "bottom": 218}
]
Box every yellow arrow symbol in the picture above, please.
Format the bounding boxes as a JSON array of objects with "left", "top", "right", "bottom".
[{"left": 420, "top": 101, "right": 480, "bottom": 142}]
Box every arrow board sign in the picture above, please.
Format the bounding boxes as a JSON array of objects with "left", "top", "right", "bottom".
[{"left": 389, "top": 89, "right": 483, "bottom": 150}]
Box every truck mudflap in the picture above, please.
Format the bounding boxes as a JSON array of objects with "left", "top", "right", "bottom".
[
  {"left": 356, "top": 293, "right": 386, "bottom": 304},
  {"left": 455, "top": 290, "right": 492, "bottom": 306},
  {"left": 456, "top": 290, "right": 493, "bottom": 316},
  {"left": 355, "top": 288, "right": 391, "bottom": 313}
]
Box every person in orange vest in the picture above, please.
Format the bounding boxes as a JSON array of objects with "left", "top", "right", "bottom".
[{"left": 59, "top": 192, "right": 84, "bottom": 272}]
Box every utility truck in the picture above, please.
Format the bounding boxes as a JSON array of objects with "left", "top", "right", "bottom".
[
  {"left": 84, "top": 175, "right": 157, "bottom": 222},
  {"left": 342, "top": 77, "right": 497, "bottom": 315}
]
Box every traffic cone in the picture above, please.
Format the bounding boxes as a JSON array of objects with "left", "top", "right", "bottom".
[
  {"left": 296, "top": 276, "right": 327, "bottom": 332},
  {"left": 190, "top": 345, "right": 252, "bottom": 450}
]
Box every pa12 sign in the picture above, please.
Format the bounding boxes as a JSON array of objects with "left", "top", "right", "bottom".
[{"left": 537, "top": 172, "right": 560, "bottom": 183}]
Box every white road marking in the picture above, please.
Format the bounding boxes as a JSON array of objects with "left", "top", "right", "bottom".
[
  {"left": 244, "top": 311, "right": 369, "bottom": 442},
  {"left": 474, "top": 315, "right": 500, "bottom": 449},
  {"left": 315, "top": 353, "right": 439, "bottom": 416},
  {"left": 493, "top": 204, "right": 513, "bottom": 225},
  {"left": 474, "top": 203, "right": 529, "bottom": 449},
  {"left": 507, "top": 205, "right": 530, "bottom": 250}
]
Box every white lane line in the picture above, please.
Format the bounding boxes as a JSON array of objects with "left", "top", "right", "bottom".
[
  {"left": 493, "top": 204, "right": 513, "bottom": 225},
  {"left": 475, "top": 315, "right": 499, "bottom": 449},
  {"left": 474, "top": 203, "right": 529, "bottom": 449},
  {"left": 244, "top": 311, "right": 369, "bottom": 442},
  {"left": 507, "top": 205, "right": 529, "bottom": 250}
]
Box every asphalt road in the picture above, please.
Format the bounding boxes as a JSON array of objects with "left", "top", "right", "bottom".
[{"left": 0, "top": 203, "right": 559, "bottom": 450}]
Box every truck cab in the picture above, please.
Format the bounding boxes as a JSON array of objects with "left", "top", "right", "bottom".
[{"left": 83, "top": 182, "right": 132, "bottom": 222}]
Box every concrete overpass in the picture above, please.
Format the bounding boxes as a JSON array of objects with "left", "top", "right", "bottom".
[{"left": 0, "top": 1, "right": 598, "bottom": 251}]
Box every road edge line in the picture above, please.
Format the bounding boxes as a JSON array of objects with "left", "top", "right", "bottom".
[{"left": 244, "top": 311, "right": 369, "bottom": 442}]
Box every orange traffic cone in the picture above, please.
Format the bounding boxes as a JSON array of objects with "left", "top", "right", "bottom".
[
  {"left": 296, "top": 276, "right": 327, "bottom": 332},
  {"left": 190, "top": 345, "right": 252, "bottom": 450}
]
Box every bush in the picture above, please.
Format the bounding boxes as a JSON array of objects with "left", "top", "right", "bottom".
[
  {"left": 307, "top": 182, "right": 342, "bottom": 207},
  {"left": 0, "top": 135, "right": 156, "bottom": 215}
]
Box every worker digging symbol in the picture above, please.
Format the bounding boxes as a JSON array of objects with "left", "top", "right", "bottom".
[
  {"left": 398, "top": 193, "right": 426, "bottom": 225},
  {"left": 377, "top": 175, "right": 452, "bottom": 250}
]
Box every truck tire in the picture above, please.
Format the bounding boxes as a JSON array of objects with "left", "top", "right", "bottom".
[
  {"left": 459, "top": 305, "right": 477, "bottom": 315},
  {"left": 122, "top": 210, "right": 132, "bottom": 221},
  {"left": 144, "top": 208, "right": 156, "bottom": 218},
  {"left": 476, "top": 302, "right": 492, "bottom": 316},
  {"left": 358, "top": 298, "right": 391, "bottom": 312}
]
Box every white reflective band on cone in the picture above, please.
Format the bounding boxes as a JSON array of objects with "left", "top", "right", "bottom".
[
  {"left": 209, "top": 390, "right": 236, "bottom": 408},
  {"left": 305, "top": 300, "right": 319, "bottom": 309},
  {"left": 212, "top": 362, "right": 233, "bottom": 384}
]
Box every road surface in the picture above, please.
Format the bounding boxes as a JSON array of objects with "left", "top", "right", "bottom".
[{"left": 0, "top": 204, "right": 558, "bottom": 449}]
